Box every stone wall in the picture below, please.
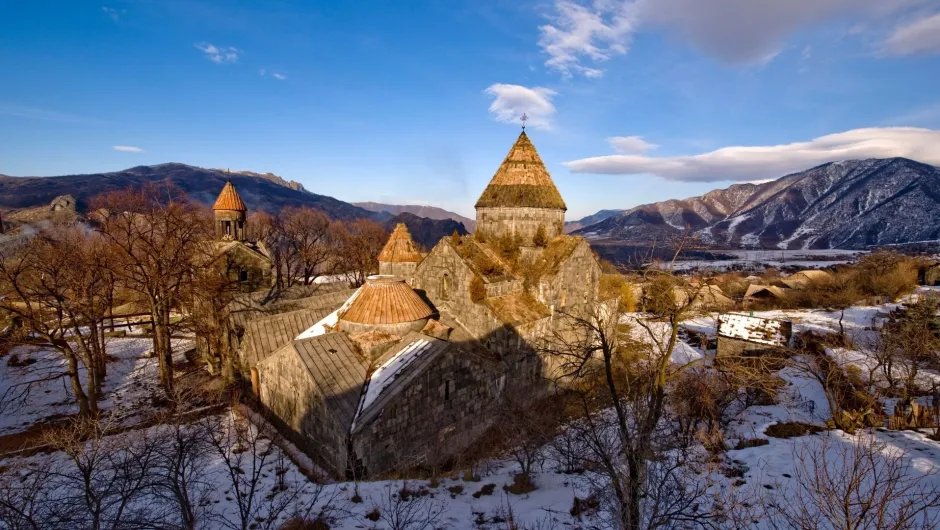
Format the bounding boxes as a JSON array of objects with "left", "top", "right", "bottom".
[
  {"left": 256, "top": 347, "right": 350, "bottom": 476},
  {"left": 412, "top": 242, "right": 500, "bottom": 341},
  {"left": 350, "top": 349, "right": 500, "bottom": 476},
  {"left": 535, "top": 240, "right": 600, "bottom": 310},
  {"left": 476, "top": 207, "right": 565, "bottom": 246},
  {"left": 222, "top": 243, "right": 273, "bottom": 293},
  {"left": 215, "top": 210, "right": 246, "bottom": 241},
  {"left": 379, "top": 261, "right": 417, "bottom": 281}
]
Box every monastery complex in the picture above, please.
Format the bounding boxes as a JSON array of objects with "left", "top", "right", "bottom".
[{"left": 210, "top": 131, "right": 603, "bottom": 477}]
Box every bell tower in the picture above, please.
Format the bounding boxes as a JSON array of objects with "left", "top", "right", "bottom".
[{"left": 212, "top": 180, "right": 248, "bottom": 241}]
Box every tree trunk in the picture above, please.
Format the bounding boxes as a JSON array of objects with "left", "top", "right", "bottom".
[{"left": 61, "top": 345, "right": 90, "bottom": 417}]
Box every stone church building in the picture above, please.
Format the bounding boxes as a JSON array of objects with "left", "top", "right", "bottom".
[{"left": 244, "top": 131, "right": 602, "bottom": 478}]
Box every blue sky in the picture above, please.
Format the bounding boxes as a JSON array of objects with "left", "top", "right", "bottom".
[{"left": 2, "top": 1, "right": 940, "bottom": 219}]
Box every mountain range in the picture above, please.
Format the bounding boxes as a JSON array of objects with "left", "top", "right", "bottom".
[
  {"left": 0, "top": 163, "right": 467, "bottom": 244},
  {"left": 574, "top": 158, "right": 940, "bottom": 250},
  {"left": 354, "top": 202, "right": 476, "bottom": 232}
]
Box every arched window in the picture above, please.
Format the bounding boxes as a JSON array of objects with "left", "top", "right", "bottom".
[{"left": 440, "top": 273, "right": 452, "bottom": 301}]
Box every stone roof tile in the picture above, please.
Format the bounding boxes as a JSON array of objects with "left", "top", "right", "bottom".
[
  {"left": 377, "top": 223, "right": 422, "bottom": 263},
  {"left": 213, "top": 181, "right": 247, "bottom": 212}
]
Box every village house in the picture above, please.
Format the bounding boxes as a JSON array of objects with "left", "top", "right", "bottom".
[{"left": 248, "top": 130, "right": 603, "bottom": 478}]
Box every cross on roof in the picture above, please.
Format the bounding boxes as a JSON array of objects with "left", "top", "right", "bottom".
[{"left": 521, "top": 113, "right": 528, "bottom": 131}]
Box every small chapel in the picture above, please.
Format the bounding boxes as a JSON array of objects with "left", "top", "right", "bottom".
[{"left": 236, "top": 131, "right": 602, "bottom": 478}]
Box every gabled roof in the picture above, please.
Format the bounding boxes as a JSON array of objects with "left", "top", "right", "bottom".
[
  {"left": 352, "top": 333, "right": 452, "bottom": 431},
  {"left": 213, "top": 181, "right": 247, "bottom": 212},
  {"left": 290, "top": 333, "right": 368, "bottom": 432},
  {"left": 242, "top": 307, "right": 333, "bottom": 368},
  {"left": 744, "top": 284, "right": 789, "bottom": 299},
  {"left": 527, "top": 235, "right": 583, "bottom": 279},
  {"left": 339, "top": 276, "right": 433, "bottom": 325},
  {"left": 377, "top": 223, "right": 422, "bottom": 263},
  {"left": 475, "top": 132, "right": 567, "bottom": 210}
]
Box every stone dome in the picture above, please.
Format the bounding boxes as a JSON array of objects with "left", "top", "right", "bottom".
[{"left": 339, "top": 276, "right": 434, "bottom": 335}]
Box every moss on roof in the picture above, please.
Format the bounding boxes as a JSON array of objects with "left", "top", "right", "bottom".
[
  {"left": 475, "top": 132, "right": 567, "bottom": 210},
  {"left": 484, "top": 292, "right": 551, "bottom": 325}
]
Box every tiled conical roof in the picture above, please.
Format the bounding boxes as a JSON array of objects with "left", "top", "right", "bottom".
[
  {"left": 377, "top": 223, "right": 422, "bottom": 263},
  {"left": 475, "top": 131, "right": 566, "bottom": 210},
  {"left": 340, "top": 276, "right": 433, "bottom": 325},
  {"left": 213, "top": 181, "right": 247, "bottom": 212}
]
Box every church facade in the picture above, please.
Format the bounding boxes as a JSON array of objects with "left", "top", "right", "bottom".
[{"left": 246, "top": 131, "right": 603, "bottom": 478}]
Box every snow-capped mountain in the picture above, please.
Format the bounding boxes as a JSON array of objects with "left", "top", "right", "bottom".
[{"left": 574, "top": 158, "right": 940, "bottom": 249}]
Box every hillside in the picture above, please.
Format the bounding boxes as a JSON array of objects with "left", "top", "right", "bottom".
[
  {"left": 576, "top": 158, "right": 940, "bottom": 249},
  {"left": 564, "top": 209, "right": 625, "bottom": 232},
  {"left": 355, "top": 202, "right": 476, "bottom": 232},
  {"left": 381, "top": 212, "right": 468, "bottom": 250},
  {"left": 0, "top": 163, "right": 371, "bottom": 220}
]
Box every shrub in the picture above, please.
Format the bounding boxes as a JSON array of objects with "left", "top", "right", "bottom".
[
  {"left": 469, "top": 276, "right": 486, "bottom": 303},
  {"left": 533, "top": 225, "right": 548, "bottom": 247},
  {"left": 503, "top": 473, "right": 537, "bottom": 495},
  {"left": 447, "top": 485, "right": 464, "bottom": 497},
  {"left": 279, "top": 517, "right": 330, "bottom": 530},
  {"left": 734, "top": 438, "right": 770, "bottom": 450},
  {"left": 472, "top": 483, "right": 496, "bottom": 498},
  {"left": 570, "top": 494, "right": 600, "bottom": 518},
  {"left": 365, "top": 508, "right": 380, "bottom": 522},
  {"left": 765, "top": 422, "right": 825, "bottom": 439}
]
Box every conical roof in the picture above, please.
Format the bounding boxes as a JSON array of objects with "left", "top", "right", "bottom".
[
  {"left": 475, "top": 131, "right": 566, "bottom": 210},
  {"left": 213, "top": 181, "right": 247, "bottom": 212},
  {"left": 378, "top": 223, "right": 422, "bottom": 263},
  {"left": 340, "top": 276, "right": 434, "bottom": 325}
]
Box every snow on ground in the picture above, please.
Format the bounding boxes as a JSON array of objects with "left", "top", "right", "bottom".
[
  {"left": 0, "top": 335, "right": 193, "bottom": 435},
  {"left": 668, "top": 248, "right": 867, "bottom": 271}
]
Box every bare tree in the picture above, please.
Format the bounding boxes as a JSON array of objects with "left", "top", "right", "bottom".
[
  {"left": 0, "top": 226, "right": 114, "bottom": 416},
  {"left": 767, "top": 432, "right": 940, "bottom": 530},
  {"left": 332, "top": 219, "right": 387, "bottom": 287},
  {"left": 44, "top": 418, "right": 164, "bottom": 530},
  {"left": 188, "top": 246, "right": 244, "bottom": 383},
  {"left": 247, "top": 211, "right": 290, "bottom": 290},
  {"left": 0, "top": 459, "right": 64, "bottom": 530},
  {"left": 93, "top": 183, "right": 212, "bottom": 396},
  {"left": 373, "top": 481, "right": 446, "bottom": 530},
  {"left": 282, "top": 207, "right": 334, "bottom": 285},
  {"left": 204, "top": 409, "right": 308, "bottom": 530}
]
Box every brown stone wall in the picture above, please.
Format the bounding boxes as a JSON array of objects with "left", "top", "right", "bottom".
[
  {"left": 256, "top": 349, "right": 350, "bottom": 477},
  {"left": 215, "top": 210, "right": 246, "bottom": 241},
  {"left": 351, "top": 349, "right": 500, "bottom": 476},
  {"left": 536, "top": 241, "right": 600, "bottom": 310},
  {"left": 379, "top": 261, "right": 417, "bottom": 280},
  {"left": 412, "top": 242, "right": 501, "bottom": 341},
  {"left": 476, "top": 207, "right": 565, "bottom": 246},
  {"left": 222, "top": 244, "right": 273, "bottom": 293},
  {"left": 716, "top": 336, "right": 783, "bottom": 357},
  {"left": 339, "top": 318, "right": 429, "bottom": 337}
]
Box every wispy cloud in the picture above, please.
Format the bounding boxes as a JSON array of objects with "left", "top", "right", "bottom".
[
  {"left": 565, "top": 127, "right": 940, "bottom": 182},
  {"left": 102, "top": 6, "right": 125, "bottom": 22},
  {"left": 113, "top": 145, "right": 144, "bottom": 153},
  {"left": 882, "top": 12, "right": 940, "bottom": 56},
  {"left": 538, "top": 0, "right": 634, "bottom": 78},
  {"left": 484, "top": 84, "right": 557, "bottom": 130},
  {"left": 259, "top": 68, "right": 286, "bottom": 80},
  {"left": 194, "top": 43, "right": 239, "bottom": 64},
  {"left": 0, "top": 103, "right": 105, "bottom": 124},
  {"left": 608, "top": 135, "right": 658, "bottom": 153}
]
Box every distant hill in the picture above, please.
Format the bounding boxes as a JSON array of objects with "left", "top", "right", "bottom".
[
  {"left": 382, "top": 212, "right": 468, "bottom": 250},
  {"left": 564, "top": 209, "right": 625, "bottom": 233},
  {"left": 355, "top": 202, "right": 476, "bottom": 232},
  {"left": 0, "top": 163, "right": 370, "bottom": 220},
  {"left": 575, "top": 158, "right": 940, "bottom": 250}
]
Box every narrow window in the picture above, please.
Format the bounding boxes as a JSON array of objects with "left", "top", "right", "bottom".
[
  {"left": 444, "top": 379, "right": 452, "bottom": 401},
  {"left": 239, "top": 269, "right": 248, "bottom": 282},
  {"left": 440, "top": 273, "right": 451, "bottom": 301}
]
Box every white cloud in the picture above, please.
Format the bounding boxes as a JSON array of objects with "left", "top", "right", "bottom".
[
  {"left": 113, "top": 145, "right": 144, "bottom": 153},
  {"left": 272, "top": 72, "right": 286, "bottom": 80},
  {"left": 484, "top": 84, "right": 558, "bottom": 130},
  {"left": 194, "top": 43, "right": 239, "bottom": 64},
  {"left": 883, "top": 12, "right": 940, "bottom": 56},
  {"left": 565, "top": 127, "right": 940, "bottom": 182},
  {"left": 538, "top": 0, "right": 635, "bottom": 78},
  {"left": 608, "top": 135, "right": 658, "bottom": 153},
  {"left": 537, "top": 0, "right": 928, "bottom": 69},
  {"left": 102, "top": 6, "right": 125, "bottom": 22}
]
